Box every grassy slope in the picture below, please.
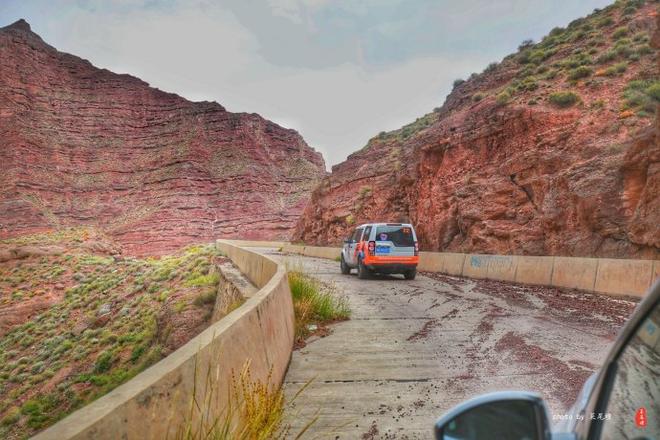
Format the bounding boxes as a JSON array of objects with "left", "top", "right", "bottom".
[{"left": 0, "top": 228, "right": 226, "bottom": 439}]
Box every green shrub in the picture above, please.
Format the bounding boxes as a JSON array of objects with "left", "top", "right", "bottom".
[
  {"left": 517, "top": 77, "right": 539, "bottom": 91},
  {"left": 94, "top": 350, "right": 114, "bottom": 373},
  {"left": 184, "top": 272, "right": 219, "bottom": 288},
  {"left": 154, "top": 267, "right": 173, "bottom": 281},
  {"left": 549, "top": 26, "right": 565, "bottom": 37},
  {"left": 193, "top": 289, "right": 217, "bottom": 307},
  {"left": 625, "top": 0, "right": 645, "bottom": 9},
  {"left": 358, "top": 185, "right": 372, "bottom": 198},
  {"left": 20, "top": 397, "right": 53, "bottom": 429},
  {"left": 549, "top": 91, "right": 580, "bottom": 108},
  {"left": 562, "top": 53, "right": 592, "bottom": 68},
  {"left": 622, "top": 79, "right": 660, "bottom": 114},
  {"left": 613, "top": 39, "right": 633, "bottom": 57},
  {"left": 604, "top": 62, "right": 628, "bottom": 76},
  {"left": 597, "top": 17, "right": 614, "bottom": 28},
  {"left": 596, "top": 50, "right": 617, "bottom": 64},
  {"left": 174, "top": 301, "right": 186, "bottom": 313},
  {"left": 518, "top": 39, "right": 534, "bottom": 51},
  {"left": 528, "top": 49, "right": 553, "bottom": 65},
  {"left": 130, "top": 344, "right": 146, "bottom": 363},
  {"left": 612, "top": 27, "right": 628, "bottom": 39},
  {"left": 472, "top": 92, "right": 486, "bottom": 102},
  {"left": 568, "top": 66, "right": 593, "bottom": 80},
  {"left": 622, "top": 5, "right": 636, "bottom": 15},
  {"left": 571, "top": 30, "right": 587, "bottom": 42},
  {"left": 636, "top": 44, "right": 652, "bottom": 55},
  {"left": 21, "top": 400, "right": 41, "bottom": 416},
  {"left": 484, "top": 62, "right": 498, "bottom": 73},
  {"left": 496, "top": 91, "right": 511, "bottom": 105},
  {"left": 632, "top": 32, "right": 649, "bottom": 43},
  {"left": 452, "top": 78, "right": 465, "bottom": 88},
  {"left": 543, "top": 69, "right": 559, "bottom": 80},
  {"left": 647, "top": 83, "right": 660, "bottom": 102},
  {"left": 1, "top": 406, "right": 20, "bottom": 426},
  {"left": 288, "top": 271, "right": 350, "bottom": 341}
]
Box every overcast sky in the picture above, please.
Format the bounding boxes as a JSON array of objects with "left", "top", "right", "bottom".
[{"left": 1, "top": 0, "right": 612, "bottom": 168}]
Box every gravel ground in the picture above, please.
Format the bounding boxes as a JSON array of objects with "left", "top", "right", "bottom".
[{"left": 255, "top": 249, "right": 639, "bottom": 439}]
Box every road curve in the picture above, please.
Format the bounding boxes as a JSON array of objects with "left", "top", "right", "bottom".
[{"left": 254, "top": 248, "right": 637, "bottom": 439}]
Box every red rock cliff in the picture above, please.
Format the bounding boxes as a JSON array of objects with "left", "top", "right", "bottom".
[
  {"left": 0, "top": 20, "right": 325, "bottom": 255},
  {"left": 294, "top": 2, "right": 659, "bottom": 259}
]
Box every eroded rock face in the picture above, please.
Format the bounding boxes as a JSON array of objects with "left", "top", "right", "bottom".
[
  {"left": 0, "top": 20, "right": 325, "bottom": 255},
  {"left": 294, "top": 4, "right": 659, "bottom": 259}
]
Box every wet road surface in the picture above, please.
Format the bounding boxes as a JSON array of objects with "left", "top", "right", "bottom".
[{"left": 254, "top": 248, "right": 637, "bottom": 439}]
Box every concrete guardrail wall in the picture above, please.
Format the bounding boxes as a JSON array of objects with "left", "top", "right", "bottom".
[
  {"left": 33, "top": 240, "right": 294, "bottom": 440},
  {"left": 281, "top": 244, "right": 658, "bottom": 298},
  {"left": 222, "top": 239, "right": 287, "bottom": 249}
]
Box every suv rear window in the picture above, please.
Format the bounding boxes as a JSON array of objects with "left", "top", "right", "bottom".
[
  {"left": 363, "top": 226, "right": 372, "bottom": 240},
  {"left": 374, "top": 225, "right": 414, "bottom": 246}
]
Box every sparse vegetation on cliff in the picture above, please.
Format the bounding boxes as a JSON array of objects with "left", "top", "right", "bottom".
[
  {"left": 549, "top": 91, "right": 581, "bottom": 108},
  {"left": 293, "top": 0, "right": 659, "bottom": 260},
  {"left": 0, "top": 230, "right": 227, "bottom": 439},
  {"left": 622, "top": 79, "right": 660, "bottom": 115}
]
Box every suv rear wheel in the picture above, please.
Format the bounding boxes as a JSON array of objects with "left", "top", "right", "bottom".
[
  {"left": 404, "top": 269, "right": 416, "bottom": 280},
  {"left": 357, "top": 257, "right": 370, "bottom": 279},
  {"left": 340, "top": 254, "right": 350, "bottom": 275}
]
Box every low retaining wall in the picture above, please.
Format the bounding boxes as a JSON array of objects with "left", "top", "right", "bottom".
[
  {"left": 282, "top": 244, "right": 340, "bottom": 260},
  {"left": 222, "top": 239, "right": 287, "bottom": 249},
  {"left": 33, "top": 240, "right": 294, "bottom": 440},
  {"left": 282, "top": 245, "right": 656, "bottom": 298}
]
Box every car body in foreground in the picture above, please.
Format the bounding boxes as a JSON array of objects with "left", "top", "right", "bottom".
[
  {"left": 434, "top": 280, "right": 659, "bottom": 440},
  {"left": 340, "top": 223, "right": 419, "bottom": 280}
]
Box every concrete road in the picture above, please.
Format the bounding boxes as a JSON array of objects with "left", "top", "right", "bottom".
[{"left": 255, "top": 249, "right": 638, "bottom": 439}]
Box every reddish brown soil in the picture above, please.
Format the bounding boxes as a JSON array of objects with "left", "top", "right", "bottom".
[
  {"left": 406, "top": 318, "right": 440, "bottom": 342},
  {"left": 0, "top": 20, "right": 325, "bottom": 256},
  {"left": 294, "top": 4, "right": 659, "bottom": 259},
  {"left": 425, "top": 271, "right": 638, "bottom": 337},
  {"left": 361, "top": 421, "right": 380, "bottom": 440},
  {"left": 424, "top": 269, "right": 639, "bottom": 409},
  {"left": 495, "top": 331, "right": 595, "bottom": 407}
]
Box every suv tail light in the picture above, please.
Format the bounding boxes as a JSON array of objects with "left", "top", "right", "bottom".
[
  {"left": 414, "top": 242, "right": 419, "bottom": 256},
  {"left": 368, "top": 241, "right": 375, "bottom": 256}
]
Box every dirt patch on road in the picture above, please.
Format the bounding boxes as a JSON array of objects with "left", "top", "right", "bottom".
[
  {"left": 423, "top": 272, "right": 638, "bottom": 338},
  {"left": 407, "top": 319, "right": 440, "bottom": 342},
  {"left": 361, "top": 421, "right": 379, "bottom": 439},
  {"left": 495, "top": 331, "right": 594, "bottom": 407}
]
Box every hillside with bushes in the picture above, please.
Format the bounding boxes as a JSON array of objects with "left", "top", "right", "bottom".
[
  {"left": 294, "top": 0, "right": 659, "bottom": 259},
  {"left": 0, "top": 229, "right": 233, "bottom": 439}
]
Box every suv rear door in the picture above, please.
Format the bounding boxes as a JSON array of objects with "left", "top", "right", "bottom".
[
  {"left": 347, "top": 227, "right": 363, "bottom": 265},
  {"left": 373, "top": 224, "right": 416, "bottom": 257}
]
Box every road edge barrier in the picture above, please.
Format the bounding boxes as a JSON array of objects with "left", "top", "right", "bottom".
[
  {"left": 32, "top": 239, "right": 294, "bottom": 440},
  {"left": 281, "top": 243, "right": 657, "bottom": 298}
]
